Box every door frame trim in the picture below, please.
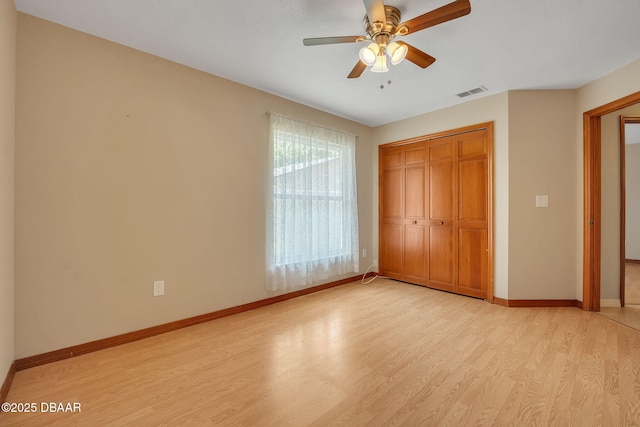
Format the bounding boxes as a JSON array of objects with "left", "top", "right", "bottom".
[{"left": 583, "top": 91, "right": 640, "bottom": 311}]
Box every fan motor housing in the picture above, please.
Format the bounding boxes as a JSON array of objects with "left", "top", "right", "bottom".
[{"left": 363, "top": 5, "right": 402, "bottom": 39}]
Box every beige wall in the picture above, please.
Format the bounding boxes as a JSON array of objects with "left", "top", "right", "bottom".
[
  {"left": 373, "top": 90, "right": 579, "bottom": 300},
  {"left": 627, "top": 142, "right": 640, "bottom": 260},
  {"left": 507, "top": 91, "right": 577, "bottom": 299},
  {"left": 0, "top": 0, "right": 16, "bottom": 381},
  {"left": 577, "top": 59, "right": 640, "bottom": 114},
  {"left": 600, "top": 104, "right": 640, "bottom": 300},
  {"left": 376, "top": 58, "right": 640, "bottom": 303},
  {"left": 14, "top": 14, "right": 374, "bottom": 358},
  {"left": 372, "top": 92, "right": 510, "bottom": 298},
  {"left": 575, "top": 58, "right": 640, "bottom": 300}
]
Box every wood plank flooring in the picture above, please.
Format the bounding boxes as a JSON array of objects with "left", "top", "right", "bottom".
[
  {"left": 626, "top": 262, "right": 640, "bottom": 305},
  {"left": 3, "top": 279, "right": 640, "bottom": 426},
  {"left": 598, "top": 262, "right": 640, "bottom": 331},
  {"left": 599, "top": 305, "right": 640, "bottom": 331}
]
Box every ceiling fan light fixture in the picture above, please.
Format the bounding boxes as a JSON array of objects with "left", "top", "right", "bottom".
[
  {"left": 371, "top": 55, "right": 389, "bottom": 73},
  {"left": 302, "top": 0, "right": 472, "bottom": 79},
  {"left": 387, "top": 42, "right": 407, "bottom": 65},
  {"left": 359, "top": 43, "right": 379, "bottom": 66}
]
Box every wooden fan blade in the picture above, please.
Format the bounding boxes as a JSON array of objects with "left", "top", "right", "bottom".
[
  {"left": 398, "top": 42, "right": 436, "bottom": 69},
  {"left": 303, "top": 36, "right": 362, "bottom": 46},
  {"left": 347, "top": 61, "right": 367, "bottom": 79},
  {"left": 363, "top": 0, "right": 387, "bottom": 28},
  {"left": 400, "top": 0, "right": 470, "bottom": 35}
]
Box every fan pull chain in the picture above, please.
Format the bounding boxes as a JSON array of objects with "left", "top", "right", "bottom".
[{"left": 380, "top": 74, "right": 392, "bottom": 90}]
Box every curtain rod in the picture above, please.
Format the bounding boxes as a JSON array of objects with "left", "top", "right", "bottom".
[{"left": 266, "top": 112, "right": 358, "bottom": 139}]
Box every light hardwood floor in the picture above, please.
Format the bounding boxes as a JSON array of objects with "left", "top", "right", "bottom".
[
  {"left": 598, "top": 262, "right": 640, "bottom": 331},
  {"left": 3, "top": 279, "right": 640, "bottom": 426},
  {"left": 626, "top": 262, "right": 640, "bottom": 305},
  {"left": 599, "top": 305, "right": 640, "bottom": 331}
]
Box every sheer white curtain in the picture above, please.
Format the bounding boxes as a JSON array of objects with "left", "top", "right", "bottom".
[{"left": 266, "top": 114, "right": 359, "bottom": 291}]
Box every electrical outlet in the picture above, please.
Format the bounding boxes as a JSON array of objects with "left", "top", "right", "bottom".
[
  {"left": 153, "top": 280, "right": 165, "bottom": 297},
  {"left": 362, "top": 248, "right": 367, "bottom": 258}
]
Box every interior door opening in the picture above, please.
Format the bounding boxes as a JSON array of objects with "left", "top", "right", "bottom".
[
  {"left": 583, "top": 90, "right": 640, "bottom": 311},
  {"left": 620, "top": 116, "right": 640, "bottom": 307}
]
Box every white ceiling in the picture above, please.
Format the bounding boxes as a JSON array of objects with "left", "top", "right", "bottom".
[{"left": 14, "top": 0, "right": 640, "bottom": 127}]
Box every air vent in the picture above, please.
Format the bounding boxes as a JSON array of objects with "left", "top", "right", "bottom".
[{"left": 457, "top": 85, "right": 488, "bottom": 98}]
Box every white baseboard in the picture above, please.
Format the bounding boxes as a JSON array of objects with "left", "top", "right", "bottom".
[{"left": 600, "top": 299, "right": 621, "bottom": 308}]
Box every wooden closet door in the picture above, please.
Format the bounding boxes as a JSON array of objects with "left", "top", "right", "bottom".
[
  {"left": 457, "top": 130, "right": 489, "bottom": 299},
  {"left": 427, "top": 130, "right": 489, "bottom": 299},
  {"left": 403, "top": 145, "right": 427, "bottom": 284},
  {"left": 379, "top": 143, "right": 427, "bottom": 283},
  {"left": 379, "top": 122, "right": 493, "bottom": 302},
  {"left": 379, "top": 147, "right": 403, "bottom": 280},
  {"left": 428, "top": 137, "right": 456, "bottom": 293}
]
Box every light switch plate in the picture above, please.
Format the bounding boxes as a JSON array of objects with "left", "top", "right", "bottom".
[
  {"left": 535, "top": 195, "right": 549, "bottom": 208},
  {"left": 153, "top": 280, "right": 165, "bottom": 296}
]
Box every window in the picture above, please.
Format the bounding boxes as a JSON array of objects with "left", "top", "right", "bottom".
[{"left": 266, "top": 114, "right": 359, "bottom": 290}]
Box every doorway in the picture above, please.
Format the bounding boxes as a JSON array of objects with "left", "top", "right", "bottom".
[
  {"left": 583, "top": 91, "right": 640, "bottom": 312},
  {"left": 621, "top": 117, "right": 640, "bottom": 307},
  {"left": 591, "top": 111, "right": 640, "bottom": 330}
]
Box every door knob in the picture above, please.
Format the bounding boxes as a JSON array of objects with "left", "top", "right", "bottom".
[{"left": 412, "top": 220, "right": 418, "bottom": 224}]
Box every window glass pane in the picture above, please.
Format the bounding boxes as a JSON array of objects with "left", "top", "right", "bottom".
[{"left": 266, "top": 114, "right": 359, "bottom": 290}]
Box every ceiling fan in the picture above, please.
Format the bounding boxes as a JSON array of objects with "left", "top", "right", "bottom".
[{"left": 303, "top": 0, "right": 471, "bottom": 78}]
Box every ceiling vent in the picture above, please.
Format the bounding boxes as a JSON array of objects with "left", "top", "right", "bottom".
[{"left": 457, "top": 85, "right": 487, "bottom": 98}]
